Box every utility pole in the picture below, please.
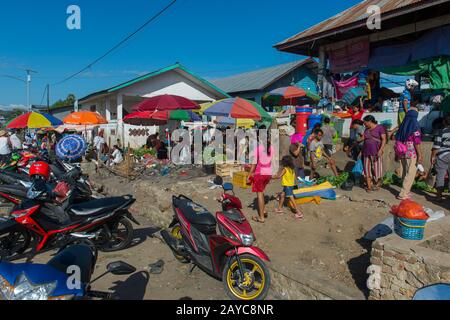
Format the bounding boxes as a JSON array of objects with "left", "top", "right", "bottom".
[{"left": 24, "top": 69, "right": 37, "bottom": 111}]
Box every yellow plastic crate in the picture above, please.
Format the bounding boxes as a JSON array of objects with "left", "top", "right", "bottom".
[{"left": 233, "top": 171, "right": 251, "bottom": 189}]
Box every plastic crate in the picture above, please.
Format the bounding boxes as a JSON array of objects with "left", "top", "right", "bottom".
[
  {"left": 233, "top": 171, "right": 251, "bottom": 189},
  {"left": 394, "top": 216, "right": 427, "bottom": 240}
]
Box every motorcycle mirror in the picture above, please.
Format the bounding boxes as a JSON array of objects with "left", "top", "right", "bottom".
[{"left": 107, "top": 261, "right": 136, "bottom": 276}]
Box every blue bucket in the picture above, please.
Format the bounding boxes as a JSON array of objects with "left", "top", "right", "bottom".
[{"left": 308, "top": 114, "right": 323, "bottom": 130}]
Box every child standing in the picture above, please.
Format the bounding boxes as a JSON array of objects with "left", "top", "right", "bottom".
[{"left": 273, "top": 156, "right": 304, "bottom": 220}]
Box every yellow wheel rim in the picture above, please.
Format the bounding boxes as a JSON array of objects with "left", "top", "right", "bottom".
[
  {"left": 171, "top": 226, "right": 186, "bottom": 262},
  {"left": 226, "top": 258, "right": 266, "bottom": 300},
  {"left": 171, "top": 226, "right": 182, "bottom": 239}
]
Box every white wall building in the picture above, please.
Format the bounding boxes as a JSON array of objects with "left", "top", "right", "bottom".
[{"left": 79, "top": 63, "right": 230, "bottom": 148}]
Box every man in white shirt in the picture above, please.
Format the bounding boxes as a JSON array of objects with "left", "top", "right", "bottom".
[
  {"left": 9, "top": 131, "right": 23, "bottom": 150},
  {"left": 0, "top": 130, "right": 12, "bottom": 163},
  {"left": 93, "top": 130, "right": 105, "bottom": 160}
]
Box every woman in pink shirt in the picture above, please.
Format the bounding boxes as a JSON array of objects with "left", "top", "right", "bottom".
[{"left": 247, "top": 130, "right": 273, "bottom": 224}]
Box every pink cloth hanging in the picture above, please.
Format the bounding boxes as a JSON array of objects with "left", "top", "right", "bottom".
[{"left": 332, "top": 76, "right": 359, "bottom": 100}]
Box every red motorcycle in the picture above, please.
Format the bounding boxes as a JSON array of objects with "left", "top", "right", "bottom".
[
  {"left": 161, "top": 183, "right": 270, "bottom": 300},
  {"left": 0, "top": 177, "right": 138, "bottom": 261}
]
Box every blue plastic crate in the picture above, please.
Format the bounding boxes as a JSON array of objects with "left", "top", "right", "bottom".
[{"left": 394, "top": 216, "right": 427, "bottom": 240}]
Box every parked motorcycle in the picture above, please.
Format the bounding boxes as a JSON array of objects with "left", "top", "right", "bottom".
[
  {"left": 0, "top": 176, "right": 139, "bottom": 261},
  {"left": 0, "top": 156, "right": 93, "bottom": 206},
  {"left": 0, "top": 244, "right": 136, "bottom": 300},
  {"left": 161, "top": 183, "right": 271, "bottom": 300}
]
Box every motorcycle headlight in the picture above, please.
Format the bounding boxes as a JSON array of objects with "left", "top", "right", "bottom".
[
  {"left": 240, "top": 233, "right": 254, "bottom": 247},
  {"left": 0, "top": 273, "right": 57, "bottom": 300}
]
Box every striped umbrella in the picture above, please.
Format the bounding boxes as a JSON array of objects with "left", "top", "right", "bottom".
[
  {"left": 264, "top": 86, "right": 319, "bottom": 106},
  {"left": 6, "top": 112, "right": 63, "bottom": 129},
  {"left": 203, "top": 98, "right": 271, "bottom": 121}
]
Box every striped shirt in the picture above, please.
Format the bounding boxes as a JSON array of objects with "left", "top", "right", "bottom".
[{"left": 433, "top": 127, "right": 450, "bottom": 158}]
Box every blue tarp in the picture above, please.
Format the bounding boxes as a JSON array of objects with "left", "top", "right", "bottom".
[{"left": 368, "top": 25, "right": 450, "bottom": 70}]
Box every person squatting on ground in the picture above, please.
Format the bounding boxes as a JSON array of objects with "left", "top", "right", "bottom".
[
  {"left": 272, "top": 156, "right": 304, "bottom": 220},
  {"left": 362, "top": 115, "right": 387, "bottom": 192},
  {"left": 394, "top": 109, "right": 424, "bottom": 200},
  {"left": 309, "top": 129, "right": 338, "bottom": 178},
  {"left": 431, "top": 115, "right": 450, "bottom": 201}
]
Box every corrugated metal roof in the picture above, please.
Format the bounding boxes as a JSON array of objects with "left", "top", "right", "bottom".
[
  {"left": 211, "top": 59, "right": 316, "bottom": 93},
  {"left": 276, "top": 0, "right": 445, "bottom": 48}
]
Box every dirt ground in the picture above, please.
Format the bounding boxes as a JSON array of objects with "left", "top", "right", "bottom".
[{"left": 11, "top": 151, "right": 449, "bottom": 300}]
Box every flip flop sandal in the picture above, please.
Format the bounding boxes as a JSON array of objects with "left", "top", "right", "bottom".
[
  {"left": 274, "top": 209, "right": 284, "bottom": 214},
  {"left": 148, "top": 259, "right": 165, "bottom": 275},
  {"left": 294, "top": 212, "right": 304, "bottom": 220},
  {"left": 252, "top": 216, "right": 265, "bottom": 224}
]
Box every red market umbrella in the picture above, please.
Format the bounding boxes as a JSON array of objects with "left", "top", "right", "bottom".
[
  {"left": 133, "top": 94, "right": 200, "bottom": 112},
  {"left": 123, "top": 109, "right": 201, "bottom": 126},
  {"left": 123, "top": 111, "right": 168, "bottom": 126}
]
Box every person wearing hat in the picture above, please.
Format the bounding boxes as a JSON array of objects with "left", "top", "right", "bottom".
[
  {"left": 399, "top": 79, "right": 419, "bottom": 126},
  {"left": 0, "top": 130, "right": 12, "bottom": 163}
]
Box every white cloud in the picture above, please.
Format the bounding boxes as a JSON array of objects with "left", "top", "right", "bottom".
[{"left": 0, "top": 104, "right": 28, "bottom": 111}]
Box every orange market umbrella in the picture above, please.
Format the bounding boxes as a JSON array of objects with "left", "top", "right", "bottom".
[{"left": 63, "top": 111, "right": 108, "bottom": 125}]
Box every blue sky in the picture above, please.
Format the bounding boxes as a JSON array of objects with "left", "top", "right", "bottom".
[{"left": 0, "top": 0, "right": 361, "bottom": 109}]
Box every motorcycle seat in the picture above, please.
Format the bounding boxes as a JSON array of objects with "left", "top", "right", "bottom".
[
  {"left": 222, "top": 209, "right": 246, "bottom": 224},
  {"left": 173, "top": 197, "right": 216, "bottom": 226},
  {"left": 47, "top": 244, "right": 96, "bottom": 284},
  {"left": 69, "top": 196, "right": 134, "bottom": 216}
]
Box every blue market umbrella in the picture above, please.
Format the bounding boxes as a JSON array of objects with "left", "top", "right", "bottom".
[{"left": 56, "top": 134, "right": 87, "bottom": 161}]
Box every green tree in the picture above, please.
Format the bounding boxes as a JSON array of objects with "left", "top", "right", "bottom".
[{"left": 52, "top": 93, "right": 76, "bottom": 109}]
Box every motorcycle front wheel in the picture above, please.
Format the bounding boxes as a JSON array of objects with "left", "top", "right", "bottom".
[
  {"left": 0, "top": 229, "right": 31, "bottom": 261},
  {"left": 98, "top": 217, "right": 134, "bottom": 252},
  {"left": 222, "top": 254, "right": 270, "bottom": 301}
]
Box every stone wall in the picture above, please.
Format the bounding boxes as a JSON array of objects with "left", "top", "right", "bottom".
[{"left": 369, "top": 216, "right": 450, "bottom": 300}]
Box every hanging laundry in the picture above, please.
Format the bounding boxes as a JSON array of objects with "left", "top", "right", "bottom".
[{"left": 332, "top": 75, "right": 359, "bottom": 100}]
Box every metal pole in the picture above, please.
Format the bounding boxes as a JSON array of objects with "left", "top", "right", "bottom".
[
  {"left": 47, "top": 84, "right": 50, "bottom": 113},
  {"left": 26, "top": 72, "right": 30, "bottom": 111}
]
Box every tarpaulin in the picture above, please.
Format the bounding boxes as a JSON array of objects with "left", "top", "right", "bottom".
[
  {"left": 368, "top": 25, "right": 450, "bottom": 70},
  {"left": 332, "top": 76, "right": 359, "bottom": 99},
  {"left": 382, "top": 56, "right": 450, "bottom": 90}
]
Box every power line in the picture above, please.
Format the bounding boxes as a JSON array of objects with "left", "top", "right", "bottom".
[{"left": 53, "top": 0, "right": 178, "bottom": 86}]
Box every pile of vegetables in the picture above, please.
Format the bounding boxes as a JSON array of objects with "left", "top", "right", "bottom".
[
  {"left": 133, "top": 148, "right": 157, "bottom": 158},
  {"left": 317, "top": 172, "right": 349, "bottom": 188},
  {"left": 382, "top": 172, "right": 437, "bottom": 193}
]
